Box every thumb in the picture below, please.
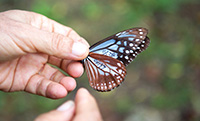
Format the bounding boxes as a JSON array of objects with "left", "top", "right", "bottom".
[
  {"left": 1, "top": 16, "right": 89, "bottom": 61},
  {"left": 35, "top": 100, "right": 75, "bottom": 121},
  {"left": 73, "top": 88, "right": 102, "bottom": 121},
  {"left": 32, "top": 30, "right": 89, "bottom": 60},
  {"left": 16, "top": 23, "right": 89, "bottom": 60}
]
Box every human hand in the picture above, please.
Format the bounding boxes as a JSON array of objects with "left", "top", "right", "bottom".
[
  {"left": 0, "top": 10, "right": 89, "bottom": 99},
  {"left": 35, "top": 88, "right": 102, "bottom": 121}
]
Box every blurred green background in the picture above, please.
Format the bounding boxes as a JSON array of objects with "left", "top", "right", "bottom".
[{"left": 0, "top": 0, "right": 200, "bottom": 121}]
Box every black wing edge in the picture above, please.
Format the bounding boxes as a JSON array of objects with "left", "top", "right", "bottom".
[{"left": 89, "top": 27, "right": 148, "bottom": 50}]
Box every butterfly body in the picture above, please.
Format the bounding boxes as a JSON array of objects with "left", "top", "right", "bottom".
[{"left": 82, "top": 27, "right": 150, "bottom": 92}]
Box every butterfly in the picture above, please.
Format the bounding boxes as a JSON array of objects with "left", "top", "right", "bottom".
[{"left": 81, "top": 27, "right": 150, "bottom": 92}]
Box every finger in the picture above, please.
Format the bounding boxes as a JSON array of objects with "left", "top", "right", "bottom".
[
  {"left": 39, "top": 64, "right": 63, "bottom": 82},
  {"left": 38, "top": 63, "right": 77, "bottom": 91},
  {"left": 48, "top": 56, "right": 63, "bottom": 67},
  {"left": 47, "top": 56, "right": 84, "bottom": 78},
  {"left": 25, "top": 74, "right": 77, "bottom": 99},
  {"left": 25, "top": 74, "right": 67, "bottom": 99},
  {"left": 35, "top": 100, "right": 75, "bottom": 121},
  {"left": 60, "top": 77, "right": 76, "bottom": 91},
  {"left": 63, "top": 61, "right": 84, "bottom": 78},
  {"left": 73, "top": 88, "right": 102, "bottom": 121}
]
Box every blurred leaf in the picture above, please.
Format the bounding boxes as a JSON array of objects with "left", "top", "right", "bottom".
[
  {"left": 81, "top": 2, "right": 102, "bottom": 20},
  {"left": 115, "top": 97, "right": 132, "bottom": 113},
  {"left": 151, "top": 84, "right": 191, "bottom": 109},
  {"left": 166, "top": 63, "right": 183, "bottom": 79},
  {"left": 31, "top": 0, "right": 52, "bottom": 17}
]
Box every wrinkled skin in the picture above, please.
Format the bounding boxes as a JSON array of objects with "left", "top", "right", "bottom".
[{"left": 0, "top": 10, "right": 89, "bottom": 99}]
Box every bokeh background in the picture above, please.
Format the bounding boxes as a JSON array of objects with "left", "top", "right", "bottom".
[{"left": 0, "top": 0, "right": 200, "bottom": 121}]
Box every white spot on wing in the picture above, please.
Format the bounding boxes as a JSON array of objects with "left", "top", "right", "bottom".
[
  {"left": 129, "top": 43, "right": 133, "bottom": 47},
  {"left": 130, "top": 50, "right": 133, "bottom": 53},
  {"left": 117, "top": 63, "right": 121, "bottom": 67},
  {"left": 119, "top": 69, "right": 122, "bottom": 74},
  {"left": 116, "top": 32, "right": 121, "bottom": 36},
  {"left": 125, "top": 56, "right": 129, "bottom": 60}
]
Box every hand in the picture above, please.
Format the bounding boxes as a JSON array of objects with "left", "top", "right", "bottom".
[
  {"left": 35, "top": 88, "right": 102, "bottom": 121},
  {"left": 0, "top": 10, "right": 89, "bottom": 99}
]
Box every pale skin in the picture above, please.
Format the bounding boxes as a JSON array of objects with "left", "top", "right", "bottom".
[
  {"left": 35, "top": 88, "right": 102, "bottom": 121},
  {"left": 0, "top": 10, "right": 102, "bottom": 120}
]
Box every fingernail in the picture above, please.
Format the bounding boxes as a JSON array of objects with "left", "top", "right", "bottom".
[
  {"left": 72, "top": 42, "right": 88, "bottom": 57},
  {"left": 57, "top": 100, "right": 74, "bottom": 111}
]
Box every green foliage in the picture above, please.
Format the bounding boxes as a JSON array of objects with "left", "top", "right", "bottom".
[
  {"left": 151, "top": 80, "right": 191, "bottom": 109},
  {"left": 81, "top": 1, "right": 102, "bottom": 20},
  {"left": 31, "top": 0, "right": 52, "bottom": 17},
  {"left": 115, "top": 96, "right": 133, "bottom": 113}
]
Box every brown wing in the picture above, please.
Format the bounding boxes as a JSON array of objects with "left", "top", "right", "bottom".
[{"left": 84, "top": 52, "right": 126, "bottom": 92}]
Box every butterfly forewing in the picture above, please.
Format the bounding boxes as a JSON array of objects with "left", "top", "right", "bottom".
[
  {"left": 89, "top": 28, "right": 149, "bottom": 66},
  {"left": 84, "top": 52, "right": 126, "bottom": 92}
]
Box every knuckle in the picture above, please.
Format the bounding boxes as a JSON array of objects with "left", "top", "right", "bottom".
[
  {"left": 51, "top": 34, "right": 73, "bottom": 55},
  {"left": 65, "top": 27, "right": 73, "bottom": 37},
  {"left": 51, "top": 34, "right": 63, "bottom": 51}
]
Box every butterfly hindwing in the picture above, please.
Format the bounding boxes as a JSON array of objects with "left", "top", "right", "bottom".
[{"left": 83, "top": 52, "right": 126, "bottom": 92}]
